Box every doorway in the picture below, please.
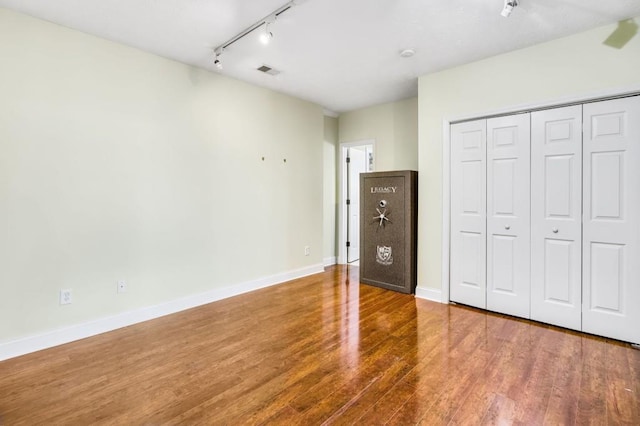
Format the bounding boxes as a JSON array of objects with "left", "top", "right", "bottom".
[{"left": 339, "top": 140, "right": 375, "bottom": 265}]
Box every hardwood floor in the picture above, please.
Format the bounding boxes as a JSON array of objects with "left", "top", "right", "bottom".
[{"left": 1, "top": 265, "right": 639, "bottom": 425}]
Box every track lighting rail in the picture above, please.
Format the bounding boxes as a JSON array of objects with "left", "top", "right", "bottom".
[{"left": 214, "top": 1, "right": 295, "bottom": 55}]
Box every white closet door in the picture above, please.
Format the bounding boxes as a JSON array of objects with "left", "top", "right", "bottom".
[
  {"left": 531, "top": 106, "right": 582, "bottom": 331},
  {"left": 487, "top": 114, "right": 531, "bottom": 318},
  {"left": 583, "top": 96, "right": 640, "bottom": 344},
  {"left": 450, "top": 120, "right": 487, "bottom": 309}
]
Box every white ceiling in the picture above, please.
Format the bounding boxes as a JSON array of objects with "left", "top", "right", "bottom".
[{"left": 1, "top": 0, "right": 639, "bottom": 113}]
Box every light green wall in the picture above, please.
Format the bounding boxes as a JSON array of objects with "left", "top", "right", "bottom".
[
  {"left": 0, "top": 8, "right": 324, "bottom": 342},
  {"left": 323, "top": 116, "right": 338, "bottom": 261},
  {"left": 338, "top": 97, "right": 418, "bottom": 171},
  {"left": 418, "top": 19, "right": 640, "bottom": 293}
]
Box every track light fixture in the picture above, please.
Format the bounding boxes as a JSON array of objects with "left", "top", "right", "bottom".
[
  {"left": 214, "top": 47, "right": 223, "bottom": 69},
  {"left": 213, "top": 1, "right": 295, "bottom": 68},
  {"left": 260, "top": 20, "right": 274, "bottom": 45},
  {"left": 501, "top": 0, "right": 518, "bottom": 18}
]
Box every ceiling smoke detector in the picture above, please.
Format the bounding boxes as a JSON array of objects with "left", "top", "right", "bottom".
[{"left": 399, "top": 48, "right": 415, "bottom": 58}]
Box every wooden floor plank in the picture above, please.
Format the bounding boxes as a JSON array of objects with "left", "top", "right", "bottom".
[
  {"left": 605, "top": 341, "right": 640, "bottom": 424},
  {"left": 480, "top": 393, "right": 517, "bottom": 426},
  {"left": 542, "top": 332, "right": 583, "bottom": 425},
  {"left": 0, "top": 265, "right": 638, "bottom": 425},
  {"left": 575, "top": 335, "right": 609, "bottom": 424}
]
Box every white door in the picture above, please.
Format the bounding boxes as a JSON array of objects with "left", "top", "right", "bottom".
[
  {"left": 531, "top": 106, "right": 583, "bottom": 331},
  {"left": 347, "top": 147, "right": 367, "bottom": 263},
  {"left": 582, "top": 96, "right": 640, "bottom": 344},
  {"left": 486, "top": 114, "right": 531, "bottom": 318},
  {"left": 450, "top": 120, "right": 487, "bottom": 309}
]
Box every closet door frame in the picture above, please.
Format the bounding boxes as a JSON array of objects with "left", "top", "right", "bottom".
[{"left": 441, "top": 87, "right": 640, "bottom": 341}]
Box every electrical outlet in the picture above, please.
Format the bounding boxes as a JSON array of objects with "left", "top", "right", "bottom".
[
  {"left": 304, "top": 246, "right": 310, "bottom": 256},
  {"left": 117, "top": 279, "right": 127, "bottom": 293},
  {"left": 60, "top": 289, "right": 72, "bottom": 305}
]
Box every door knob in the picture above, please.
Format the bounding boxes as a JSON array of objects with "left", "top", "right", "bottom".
[
  {"left": 552, "top": 228, "right": 559, "bottom": 233},
  {"left": 505, "top": 225, "right": 510, "bottom": 230}
]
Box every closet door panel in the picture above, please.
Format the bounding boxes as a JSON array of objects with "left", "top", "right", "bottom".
[
  {"left": 531, "top": 106, "right": 582, "bottom": 331},
  {"left": 450, "top": 120, "right": 487, "bottom": 308},
  {"left": 487, "top": 114, "right": 530, "bottom": 318},
  {"left": 583, "top": 96, "right": 640, "bottom": 344}
]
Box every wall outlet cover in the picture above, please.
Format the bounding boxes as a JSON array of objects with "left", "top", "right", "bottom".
[{"left": 60, "top": 289, "right": 72, "bottom": 305}]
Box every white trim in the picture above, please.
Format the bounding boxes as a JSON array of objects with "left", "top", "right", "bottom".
[
  {"left": 337, "top": 139, "right": 375, "bottom": 264},
  {"left": 415, "top": 286, "right": 445, "bottom": 303},
  {"left": 0, "top": 263, "right": 324, "bottom": 361},
  {"left": 448, "top": 85, "right": 640, "bottom": 124},
  {"left": 323, "top": 256, "right": 337, "bottom": 266},
  {"left": 441, "top": 120, "right": 451, "bottom": 304},
  {"left": 440, "top": 85, "right": 640, "bottom": 302},
  {"left": 323, "top": 108, "right": 339, "bottom": 118}
]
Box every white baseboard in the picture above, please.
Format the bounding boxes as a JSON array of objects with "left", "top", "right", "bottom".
[
  {"left": 323, "top": 256, "right": 337, "bottom": 267},
  {"left": 0, "top": 263, "right": 324, "bottom": 362},
  {"left": 415, "top": 286, "right": 445, "bottom": 304}
]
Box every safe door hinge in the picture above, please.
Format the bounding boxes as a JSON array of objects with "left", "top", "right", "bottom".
[
  {"left": 346, "top": 241, "right": 351, "bottom": 247},
  {"left": 346, "top": 199, "right": 351, "bottom": 205},
  {"left": 346, "top": 157, "right": 351, "bottom": 163}
]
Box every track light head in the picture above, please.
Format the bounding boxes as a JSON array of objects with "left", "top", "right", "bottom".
[
  {"left": 214, "top": 47, "right": 224, "bottom": 69},
  {"left": 260, "top": 18, "right": 275, "bottom": 45},
  {"left": 260, "top": 26, "right": 273, "bottom": 45},
  {"left": 501, "top": 0, "right": 518, "bottom": 18}
]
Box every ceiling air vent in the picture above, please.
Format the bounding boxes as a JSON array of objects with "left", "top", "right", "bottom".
[{"left": 257, "top": 65, "right": 281, "bottom": 76}]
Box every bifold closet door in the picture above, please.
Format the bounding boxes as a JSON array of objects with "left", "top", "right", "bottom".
[
  {"left": 486, "top": 114, "right": 531, "bottom": 318},
  {"left": 450, "top": 120, "right": 487, "bottom": 309},
  {"left": 583, "top": 96, "right": 640, "bottom": 344},
  {"left": 531, "top": 106, "right": 583, "bottom": 331}
]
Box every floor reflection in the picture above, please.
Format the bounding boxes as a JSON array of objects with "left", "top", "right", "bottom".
[{"left": 1, "top": 264, "right": 637, "bottom": 424}]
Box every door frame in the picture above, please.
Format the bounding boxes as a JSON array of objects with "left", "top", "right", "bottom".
[
  {"left": 338, "top": 139, "right": 375, "bottom": 265},
  {"left": 440, "top": 85, "right": 640, "bottom": 304}
]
